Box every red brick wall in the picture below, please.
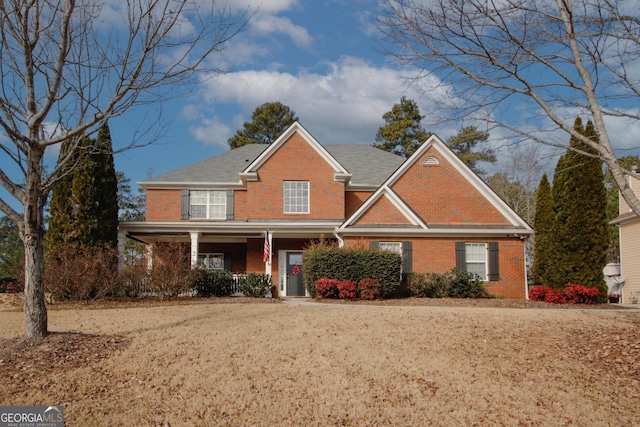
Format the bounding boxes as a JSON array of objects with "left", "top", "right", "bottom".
[
  {"left": 241, "top": 133, "right": 345, "bottom": 220},
  {"left": 343, "top": 236, "right": 526, "bottom": 299},
  {"left": 391, "top": 148, "right": 510, "bottom": 225},
  {"left": 345, "top": 191, "right": 373, "bottom": 218},
  {"left": 198, "top": 243, "right": 247, "bottom": 273},
  {"left": 146, "top": 189, "right": 182, "bottom": 221},
  {"left": 355, "top": 195, "right": 412, "bottom": 224}
]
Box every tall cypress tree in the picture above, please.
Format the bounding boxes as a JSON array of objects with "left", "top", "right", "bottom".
[
  {"left": 547, "top": 118, "right": 609, "bottom": 298},
  {"left": 46, "top": 140, "right": 77, "bottom": 251},
  {"left": 93, "top": 123, "right": 119, "bottom": 248},
  {"left": 47, "top": 122, "right": 119, "bottom": 250},
  {"left": 531, "top": 173, "right": 553, "bottom": 286}
]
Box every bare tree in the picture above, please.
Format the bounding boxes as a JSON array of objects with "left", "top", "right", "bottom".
[
  {"left": 0, "top": 0, "right": 246, "bottom": 339},
  {"left": 378, "top": 0, "right": 640, "bottom": 215}
]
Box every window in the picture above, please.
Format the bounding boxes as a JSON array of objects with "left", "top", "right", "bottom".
[
  {"left": 197, "top": 253, "right": 224, "bottom": 270},
  {"left": 283, "top": 181, "right": 310, "bottom": 214},
  {"left": 465, "top": 243, "right": 487, "bottom": 280},
  {"left": 379, "top": 241, "right": 402, "bottom": 254},
  {"left": 455, "top": 242, "right": 499, "bottom": 281},
  {"left": 190, "top": 190, "right": 226, "bottom": 220}
]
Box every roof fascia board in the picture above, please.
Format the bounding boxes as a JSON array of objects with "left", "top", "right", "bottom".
[{"left": 141, "top": 181, "right": 246, "bottom": 190}]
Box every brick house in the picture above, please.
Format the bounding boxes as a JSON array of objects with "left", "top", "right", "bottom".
[{"left": 118, "top": 121, "right": 532, "bottom": 298}]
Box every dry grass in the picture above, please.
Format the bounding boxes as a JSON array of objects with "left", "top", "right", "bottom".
[{"left": 1, "top": 298, "right": 639, "bottom": 426}]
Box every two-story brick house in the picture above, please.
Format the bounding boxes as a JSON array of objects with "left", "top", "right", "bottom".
[{"left": 118, "top": 121, "right": 532, "bottom": 298}]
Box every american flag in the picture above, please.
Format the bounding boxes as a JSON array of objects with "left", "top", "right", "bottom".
[{"left": 263, "top": 230, "right": 271, "bottom": 263}]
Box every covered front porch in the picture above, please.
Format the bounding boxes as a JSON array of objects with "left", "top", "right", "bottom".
[{"left": 117, "top": 221, "right": 341, "bottom": 297}]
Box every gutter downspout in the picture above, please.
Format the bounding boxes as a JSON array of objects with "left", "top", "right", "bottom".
[{"left": 333, "top": 230, "right": 344, "bottom": 248}]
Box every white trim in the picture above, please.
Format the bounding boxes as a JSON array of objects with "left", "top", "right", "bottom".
[
  {"left": 190, "top": 232, "right": 200, "bottom": 267},
  {"left": 340, "top": 187, "right": 428, "bottom": 229}
]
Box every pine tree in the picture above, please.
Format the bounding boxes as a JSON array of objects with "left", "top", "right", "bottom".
[
  {"left": 373, "top": 97, "right": 428, "bottom": 158},
  {"left": 228, "top": 102, "right": 298, "bottom": 149},
  {"left": 531, "top": 173, "right": 553, "bottom": 286},
  {"left": 446, "top": 126, "right": 496, "bottom": 176},
  {"left": 547, "top": 118, "right": 609, "bottom": 299}
]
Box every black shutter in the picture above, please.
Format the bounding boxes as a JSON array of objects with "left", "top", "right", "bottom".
[
  {"left": 455, "top": 242, "right": 466, "bottom": 272},
  {"left": 181, "top": 189, "right": 190, "bottom": 220},
  {"left": 226, "top": 189, "right": 234, "bottom": 220},
  {"left": 370, "top": 241, "right": 379, "bottom": 250},
  {"left": 488, "top": 242, "right": 499, "bottom": 281},
  {"left": 402, "top": 241, "right": 412, "bottom": 273},
  {"left": 224, "top": 253, "right": 232, "bottom": 271}
]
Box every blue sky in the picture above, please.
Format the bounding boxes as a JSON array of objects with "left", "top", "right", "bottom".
[{"left": 112, "top": 0, "right": 509, "bottom": 187}]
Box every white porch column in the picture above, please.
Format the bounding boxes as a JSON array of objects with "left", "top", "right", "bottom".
[
  {"left": 117, "top": 230, "right": 126, "bottom": 271},
  {"left": 190, "top": 232, "right": 200, "bottom": 268}
]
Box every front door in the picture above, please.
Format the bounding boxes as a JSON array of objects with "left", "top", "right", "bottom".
[{"left": 286, "top": 252, "right": 305, "bottom": 296}]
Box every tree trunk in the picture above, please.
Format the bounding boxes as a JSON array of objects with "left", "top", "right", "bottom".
[{"left": 23, "top": 146, "right": 48, "bottom": 340}]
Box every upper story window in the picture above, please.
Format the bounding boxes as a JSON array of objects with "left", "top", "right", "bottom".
[
  {"left": 190, "top": 190, "right": 226, "bottom": 220},
  {"left": 283, "top": 181, "right": 310, "bottom": 214}
]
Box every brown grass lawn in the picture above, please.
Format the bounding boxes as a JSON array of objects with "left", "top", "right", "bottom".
[{"left": 1, "top": 298, "right": 639, "bottom": 426}]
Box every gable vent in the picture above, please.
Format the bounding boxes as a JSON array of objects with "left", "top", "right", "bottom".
[{"left": 422, "top": 156, "right": 440, "bottom": 166}]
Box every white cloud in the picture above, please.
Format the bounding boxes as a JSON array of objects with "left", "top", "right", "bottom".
[{"left": 249, "top": 14, "right": 312, "bottom": 48}]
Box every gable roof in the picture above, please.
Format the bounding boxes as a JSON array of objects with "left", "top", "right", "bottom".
[
  {"left": 340, "top": 134, "right": 532, "bottom": 233},
  {"left": 140, "top": 123, "right": 404, "bottom": 189}
]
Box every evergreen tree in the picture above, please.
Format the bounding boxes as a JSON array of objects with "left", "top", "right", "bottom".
[
  {"left": 547, "top": 118, "right": 609, "bottom": 299},
  {"left": 47, "top": 122, "right": 119, "bottom": 250},
  {"left": 605, "top": 155, "right": 640, "bottom": 261},
  {"left": 228, "top": 102, "right": 298, "bottom": 149},
  {"left": 446, "top": 126, "right": 496, "bottom": 176},
  {"left": 46, "top": 140, "right": 77, "bottom": 251},
  {"left": 93, "top": 123, "right": 119, "bottom": 248},
  {"left": 0, "top": 216, "right": 23, "bottom": 278},
  {"left": 373, "top": 97, "right": 428, "bottom": 158},
  {"left": 530, "top": 173, "right": 553, "bottom": 286},
  {"left": 117, "top": 172, "right": 146, "bottom": 222}
]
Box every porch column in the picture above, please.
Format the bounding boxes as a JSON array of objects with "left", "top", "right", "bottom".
[
  {"left": 117, "top": 230, "right": 126, "bottom": 271},
  {"left": 147, "top": 244, "right": 154, "bottom": 271},
  {"left": 190, "top": 232, "right": 200, "bottom": 268}
]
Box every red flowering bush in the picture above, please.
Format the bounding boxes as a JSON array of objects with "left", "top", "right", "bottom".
[
  {"left": 529, "top": 284, "right": 600, "bottom": 304},
  {"left": 563, "top": 284, "right": 600, "bottom": 304},
  {"left": 315, "top": 277, "right": 339, "bottom": 299},
  {"left": 337, "top": 280, "right": 358, "bottom": 300},
  {"left": 358, "top": 278, "right": 381, "bottom": 300}
]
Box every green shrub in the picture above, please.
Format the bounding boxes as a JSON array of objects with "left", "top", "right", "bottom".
[
  {"left": 237, "top": 272, "right": 273, "bottom": 297},
  {"left": 303, "top": 241, "right": 401, "bottom": 298},
  {"left": 408, "top": 269, "right": 489, "bottom": 299},
  {"left": 194, "top": 269, "right": 234, "bottom": 297}
]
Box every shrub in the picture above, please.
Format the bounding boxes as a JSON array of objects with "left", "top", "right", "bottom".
[
  {"left": 146, "top": 242, "right": 197, "bottom": 299},
  {"left": 448, "top": 271, "right": 486, "bottom": 298},
  {"left": 303, "top": 241, "right": 401, "bottom": 298},
  {"left": 45, "top": 245, "right": 122, "bottom": 301},
  {"left": 315, "top": 277, "right": 339, "bottom": 299},
  {"left": 237, "top": 272, "right": 273, "bottom": 297},
  {"left": 407, "top": 272, "right": 450, "bottom": 298},
  {"left": 337, "top": 280, "right": 358, "bottom": 300},
  {"left": 194, "top": 269, "right": 234, "bottom": 297},
  {"left": 358, "top": 278, "right": 381, "bottom": 300},
  {"left": 563, "top": 283, "right": 599, "bottom": 304},
  {"left": 529, "top": 284, "right": 600, "bottom": 305}
]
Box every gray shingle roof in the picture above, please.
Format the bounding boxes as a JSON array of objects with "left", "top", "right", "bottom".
[{"left": 142, "top": 144, "right": 404, "bottom": 187}]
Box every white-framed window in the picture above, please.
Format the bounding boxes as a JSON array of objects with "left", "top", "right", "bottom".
[
  {"left": 197, "top": 253, "right": 225, "bottom": 270},
  {"left": 465, "top": 243, "right": 488, "bottom": 280},
  {"left": 191, "top": 190, "right": 226, "bottom": 220},
  {"left": 283, "top": 181, "right": 310, "bottom": 214},
  {"left": 379, "top": 241, "right": 402, "bottom": 255}
]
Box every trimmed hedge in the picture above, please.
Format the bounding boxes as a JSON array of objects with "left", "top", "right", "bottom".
[
  {"left": 303, "top": 241, "right": 401, "bottom": 298},
  {"left": 407, "top": 269, "right": 489, "bottom": 299},
  {"left": 194, "top": 269, "right": 234, "bottom": 297}
]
